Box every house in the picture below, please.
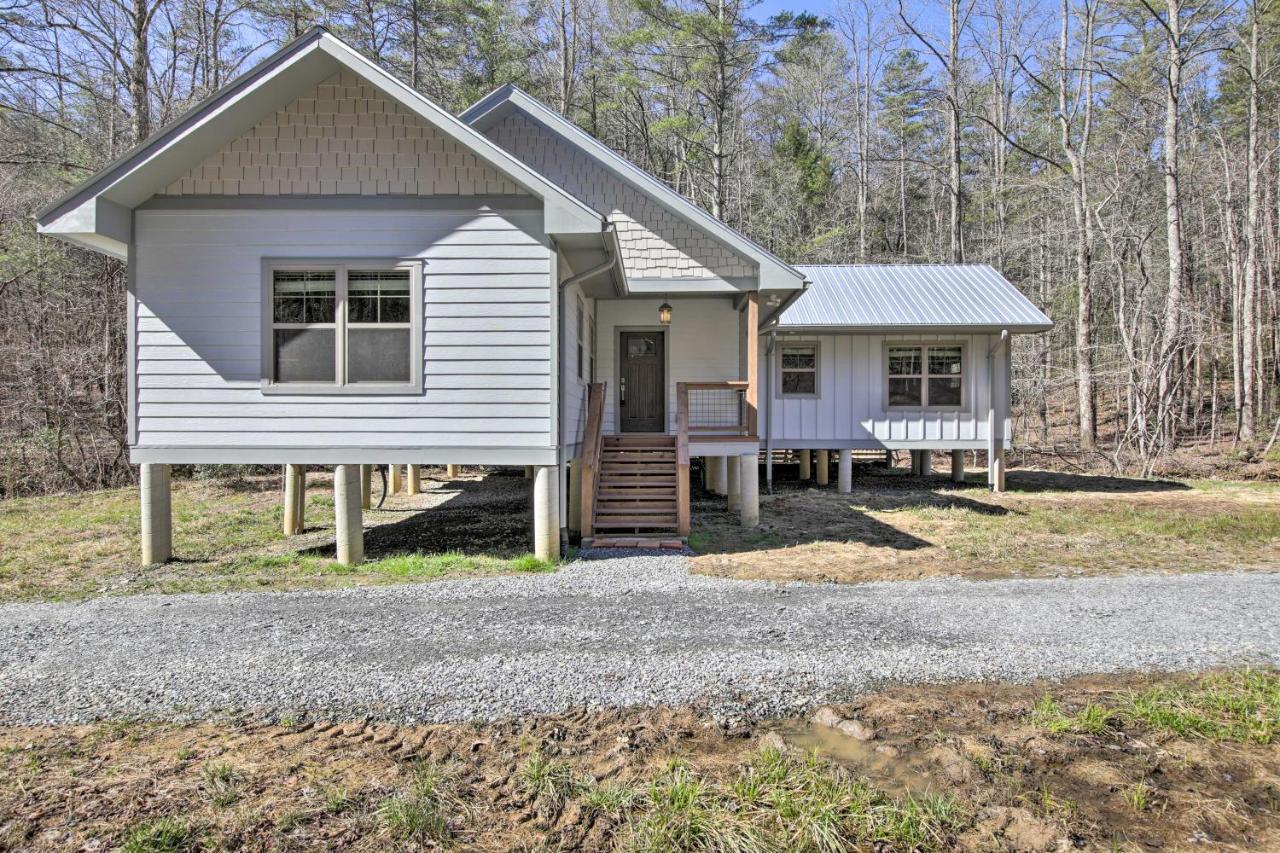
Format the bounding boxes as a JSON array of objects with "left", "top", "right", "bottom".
[{"left": 36, "top": 27, "right": 1051, "bottom": 567}]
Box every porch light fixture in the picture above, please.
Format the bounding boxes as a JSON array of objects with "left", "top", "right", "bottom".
[{"left": 658, "top": 300, "right": 673, "bottom": 325}]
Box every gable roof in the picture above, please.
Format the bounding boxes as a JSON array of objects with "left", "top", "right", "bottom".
[
  {"left": 461, "top": 85, "right": 806, "bottom": 292},
  {"left": 37, "top": 28, "right": 603, "bottom": 259},
  {"left": 780, "top": 265, "right": 1052, "bottom": 332}
]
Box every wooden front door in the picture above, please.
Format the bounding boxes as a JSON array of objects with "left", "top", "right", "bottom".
[{"left": 619, "top": 331, "right": 665, "bottom": 432}]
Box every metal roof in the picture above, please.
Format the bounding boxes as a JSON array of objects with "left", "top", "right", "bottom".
[{"left": 780, "top": 265, "right": 1052, "bottom": 332}]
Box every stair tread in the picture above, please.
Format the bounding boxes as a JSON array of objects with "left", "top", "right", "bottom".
[
  {"left": 596, "top": 506, "right": 677, "bottom": 514},
  {"left": 592, "top": 521, "right": 678, "bottom": 529}
]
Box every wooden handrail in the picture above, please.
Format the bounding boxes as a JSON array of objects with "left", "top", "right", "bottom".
[
  {"left": 580, "top": 382, "right": 606, "bottom": 537},
  {"left": 675, "top": 383, "right": 691, "bottom": 536},
  {"left": 680, "top": 381, "right": 749, "bottom": 391}
]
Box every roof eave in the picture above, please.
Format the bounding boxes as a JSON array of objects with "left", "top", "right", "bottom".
[
  {"left": 37, "top": 29, "right": 604, "bottom": 258},
  {"left": 773, "top": 323, "right": 1054, "bottom": 335}
]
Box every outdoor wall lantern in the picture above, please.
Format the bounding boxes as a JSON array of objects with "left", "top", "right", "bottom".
[{"left": 658, "top": 300, "right": 673, "bottom": 325}]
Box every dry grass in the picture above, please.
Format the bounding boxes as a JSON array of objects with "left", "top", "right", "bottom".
[
  {"left": 0, "top": 467, "right": 552, "bottom": 603},
  {"left": 2, "top": 671, "right": 1277, "bottom": 851},
  {"left": 692, "top": 465, "right": 1280, "bottom": 584}
]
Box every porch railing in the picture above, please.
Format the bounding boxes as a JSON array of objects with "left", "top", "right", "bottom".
[
  {"left": 674, "top": 381, "right": 759, "bottom": 537},
  {"left": 580, "top": 381, "right": 606, "bottom": 538},
  {"left": 679, "top": 381, "right": 755, "bottom": 436}
]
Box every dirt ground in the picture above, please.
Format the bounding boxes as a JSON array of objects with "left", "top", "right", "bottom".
[
  {"left": 2, "top": 670, "right": 1276, "bottom": 851},
  {"left": 691, "top": 462, "right": 1280, "bottom": 584}
]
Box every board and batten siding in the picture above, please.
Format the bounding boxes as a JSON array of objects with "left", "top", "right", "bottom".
[
  {"left": 760, "top": 332, "right": 1011, "bottom": 448},
  {"left": 131, "top": 206, "right": 556, "bottom": 463}
]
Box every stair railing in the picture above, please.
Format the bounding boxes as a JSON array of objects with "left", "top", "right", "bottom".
[
  {"left": 580, "top": 381, "right": 606, "bottom": 538},
  {"left": 675, "top": 383, "right": 692, "bottom": 536}
]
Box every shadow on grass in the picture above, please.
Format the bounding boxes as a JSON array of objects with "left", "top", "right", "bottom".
[
  {"left": 998, "top": 469, "right": 1190, "bottom": 494},
  {"left": 298, "top": 469, "right": 533, "bottom": 562},
  {"left": 690, "top": 490, "right": 934, "bottom": 555}
]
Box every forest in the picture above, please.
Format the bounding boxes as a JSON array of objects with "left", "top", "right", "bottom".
[{"left": 1, "top": 0, "right": 1277, "bottom": 497}]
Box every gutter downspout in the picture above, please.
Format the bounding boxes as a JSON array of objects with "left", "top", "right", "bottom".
[
  {"left": 987, "top": 329, "right": 1009, "bottom": 490},
  {"left": 765, "top": 330, "right": 776, "bottom": 493},
  {"left": 556, "top": 225, "right": 618, "bottom": 546},
  {"left": 560, "top": 225, "right": 619, "bottom": 292}
]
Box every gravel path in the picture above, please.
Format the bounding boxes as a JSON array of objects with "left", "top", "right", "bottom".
[{"left": 2, "top": 556, "right": 1278, "bottom": 724}]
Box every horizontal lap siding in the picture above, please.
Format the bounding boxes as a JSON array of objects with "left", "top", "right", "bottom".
[
  {"left": 134, "top": 208, "right": 553, "bottom": 451},
  {"left": 762, "top": 333, "right": 997, "bottom": 446}
]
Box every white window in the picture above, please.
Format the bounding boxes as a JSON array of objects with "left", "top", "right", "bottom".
[
  {"left": 778, "top": 343, "right": 819, "bottom": 397},
  {"left": 264, "top": 261, "right": 421, "bottom": 393},
  {"left": 886, "top": 343, "right": 964, "bottom": 408}
]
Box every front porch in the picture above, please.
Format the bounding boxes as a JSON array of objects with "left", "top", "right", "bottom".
[{"left": 578, "top": 290, "right": 757, "bottom": 545}]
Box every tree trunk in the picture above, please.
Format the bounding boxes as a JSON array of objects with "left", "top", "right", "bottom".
[
  {"left": 1241, "top": 1, "right": 1260, "bottom": 439},
  {"left": 947, "top": 0, "right": 963, "bottom": 262},
  {"left": 130, "top": 0, "right": 152, "bottom": 142},
  {"left": 1156, "top": 0, "right": 1186, "bottom": 446}
]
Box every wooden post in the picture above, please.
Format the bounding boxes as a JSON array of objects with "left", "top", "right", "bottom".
[
  {"left": 745, "top": 292, "right": 759, "bottom": 436},
  {"left": 726, "top": 455, "right": 741, "bottom": 511},
  {"left": 533, "top": 465, "right": 560, "bottom": 560},
  {"left": 389, "top": 463, "right": 403, "bottom": 495},
  {"left": 447, "top": 464, "right": 461, "bottom": 479},
  {"left": 816, "top": 450, "right": 830, "bottom": 486},
  {"left": 524, "top": 465, "right": 534, "bottom": 479},
  {"left": 406, "top": 464, "right": 421, "bottom": 495},
  {"left": 884, "top": 449, "right": 894, "bottom": 468},
  {"left": 334, "top": 464, "right": 363, "bottom": 566},
  {"left": 798, "top": 450, "right": 811, "bottom": 481},
  {"left": 739, "top": 453, "right": 759, "bottom": 526},
  {"left": 283, "top": 464, "right": 306, "bottom": 535},
  {"left": 677, "top": 460, "right": 691, "bottom": 536},
  {"left": 920, "top": 450, "right": 932, "bottom": 476},
  {"left": 990, "top": 447, "right": 1006, "bottom": 492},
  {"left": 951, "top": 449, "right": 966, "bottom": 483},
  {"left": 360, "top": 464, "right": 372, "bottom": 510},
  {"left": 140, "top": 463, "right": 172, "bottom": 565},
  {"left": 567, "top": 457, "right": 583, "bottom": 534},
  {"left": 838, "top": 450, "right": 852, "bottom": 494}
]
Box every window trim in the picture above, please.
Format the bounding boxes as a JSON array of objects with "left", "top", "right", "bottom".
[
  {"left": 261, "top": 258, "right": 423, "bottom": 395},
  {"left": 587, "top": 311, "right": 596, "bottom": 383},
  {"left": 883, "top": 340, "right": 967, "bottom": 411},
  {"left": 775, "top": 340, "right": 821, "bottom": 399}
]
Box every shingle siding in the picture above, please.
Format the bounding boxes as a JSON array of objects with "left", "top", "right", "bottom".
[
  {"left": 482, "top": 113, "right": 753, "bottom": 281},
  {"left": 162, "top": 70, "right": 527, "bottom": 197}
]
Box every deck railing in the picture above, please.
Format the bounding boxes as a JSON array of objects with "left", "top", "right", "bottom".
[
  {"left": 674, "top": 380, "right": 760, "bottom": 536},
  {"left": 679, "top": 381, "right": 755, "bottom": 436},
  {"left": 580, "top": 381, "right": 606, "bottom": 537}
]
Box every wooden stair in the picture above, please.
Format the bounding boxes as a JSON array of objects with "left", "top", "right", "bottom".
[{"left": 589, "top": 434, "right": 681, "bottom": 537}]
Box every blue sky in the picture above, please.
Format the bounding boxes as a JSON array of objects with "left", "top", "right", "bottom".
[{"left": 748, "top": 0, "right": 838, "bottom": 24}]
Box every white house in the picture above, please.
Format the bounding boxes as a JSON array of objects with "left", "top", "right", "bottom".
[{"left": 36, "top": 27, "right": 1050, "bottom": 565}]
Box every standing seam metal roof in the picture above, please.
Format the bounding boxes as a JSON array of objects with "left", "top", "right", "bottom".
[{"left": 781, "top": 265, "right": 1053, "bottom": 330}]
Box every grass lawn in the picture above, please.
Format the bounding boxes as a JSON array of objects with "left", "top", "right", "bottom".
[
  {"left": 692, "top": 466, "right": 1280, "bottom": 584},
  {"left": 2, "top": 669, "right": 1276, "bottom": 851},
  {"left": 0, "top": 468, "right": 552, "bottom": 603}
]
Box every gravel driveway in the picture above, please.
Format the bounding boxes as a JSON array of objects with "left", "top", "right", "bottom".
[{"left": 2, "top": 555, "right": 1278, "bottom": 724}]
